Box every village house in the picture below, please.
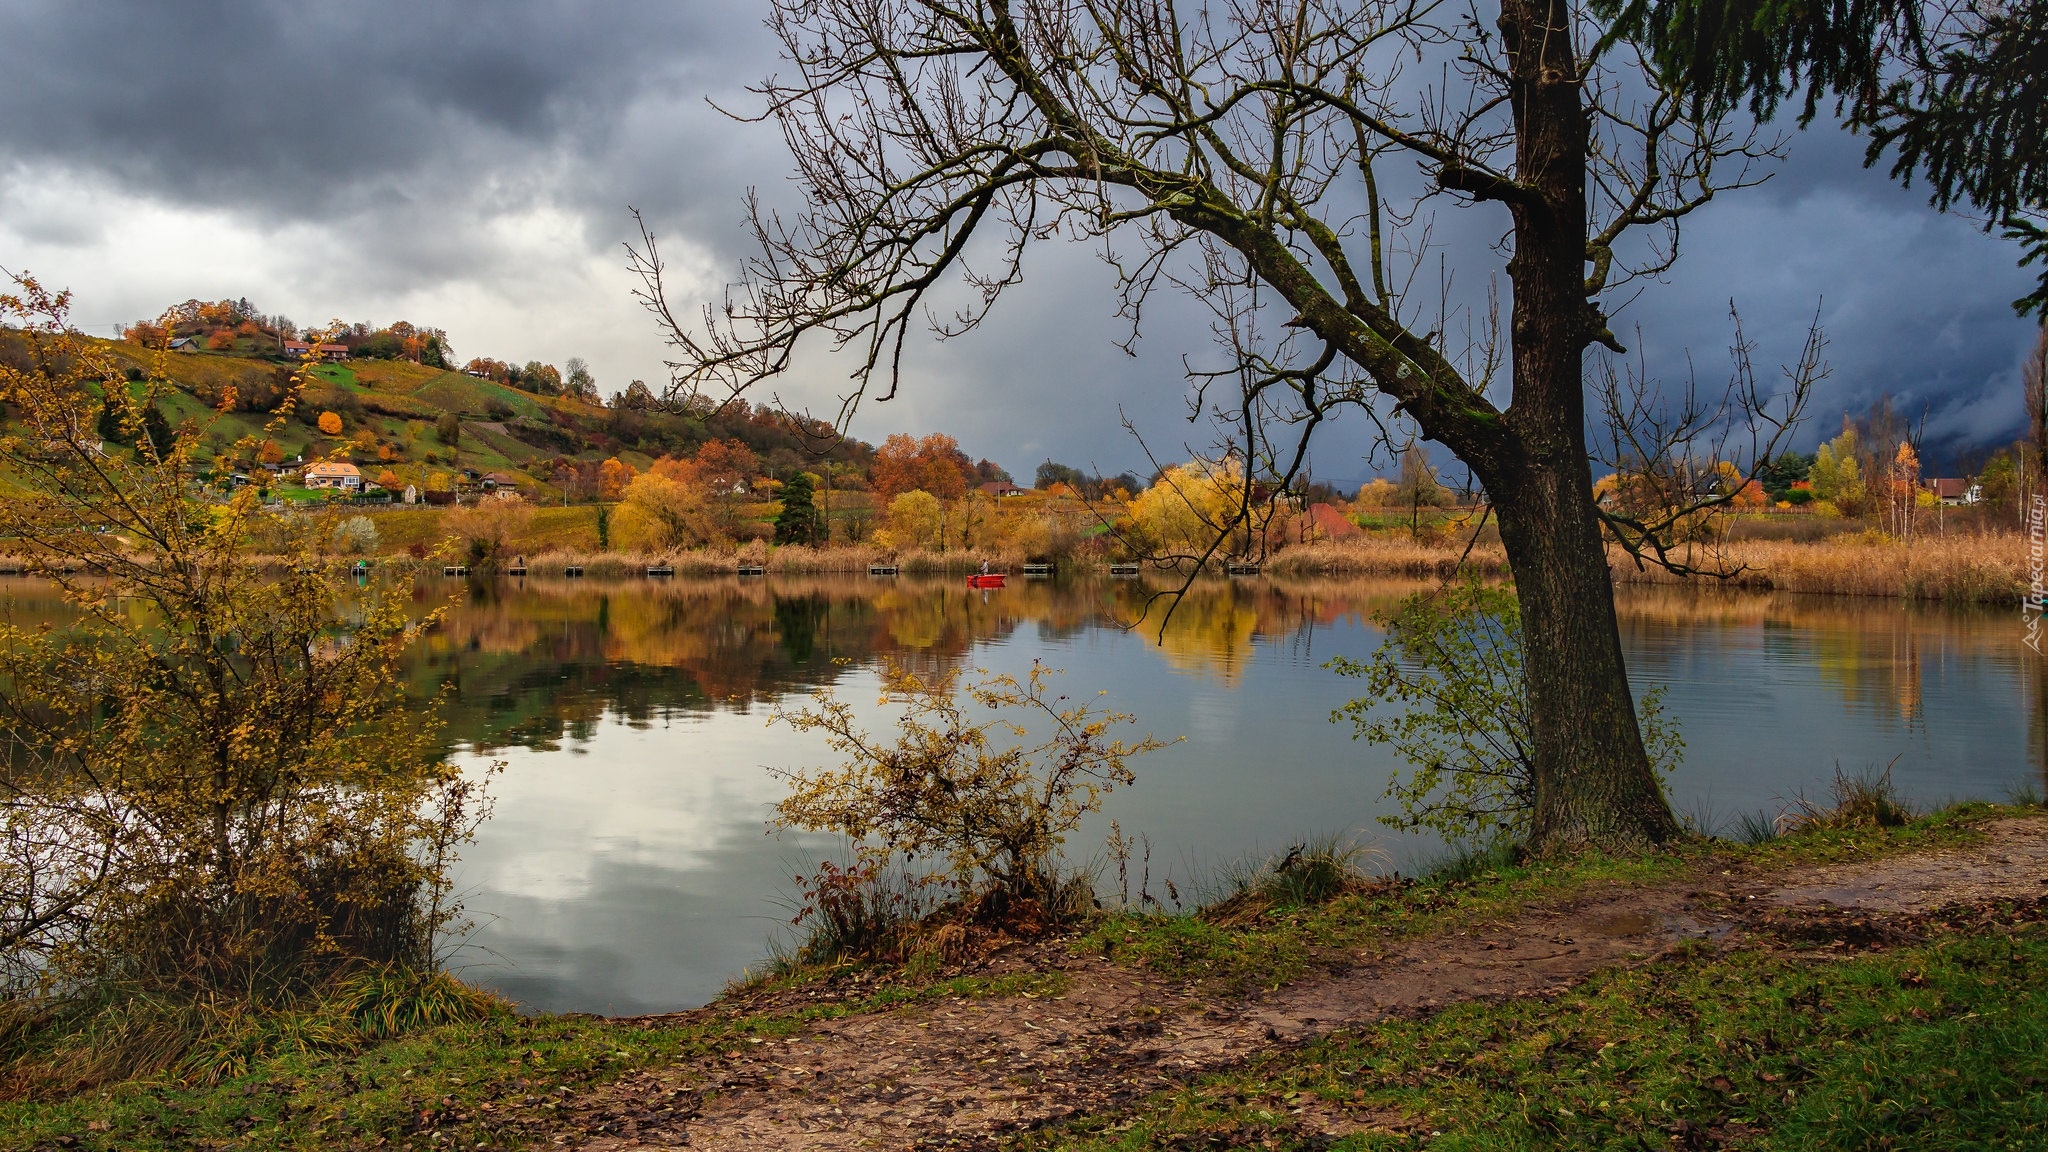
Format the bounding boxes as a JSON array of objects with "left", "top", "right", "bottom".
[
  {"left": 977, "top": 480, "right": 1027, "bottom": 498},
  {"left": 1924, "top": 478, "right": 1982, "bottom": 506},
  {"left": 167, "top": 336, "right": 200, "bottom": 352},
  {"left": 282, "top": 340, "right": 353, "bottom": 362},
  {"left": 478, "top": 471, "right": 520, "bottom": 493},
  {"left": 302, "top": 461, "right": 363, "bottom": 491}
]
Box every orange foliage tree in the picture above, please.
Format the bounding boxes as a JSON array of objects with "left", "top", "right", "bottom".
[
  {"left": 317, "top": 411, "right": 343, "bottom": 436},
  {"left": 871, "top": 433, "right": 970, "bottom": 501},
  {"left": 598, "top": 457, "right": 637, "bottom": 500},
  {"left": 696, "top": 439, "right": 759, "bottom": 491},
  {"left": 1886, "top": 441, "right": 1922, "bottom": 539}
]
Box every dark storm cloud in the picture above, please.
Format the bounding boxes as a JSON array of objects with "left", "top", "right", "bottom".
[
  {"left": 0, "top": 1, "right": 761, "bottom": 222},
  {"left": 1615, "top": 118, "right": 2040, "bottom": 467},
  {"left": 0, "top": 0, "right": 2037, "bottom": 475}
]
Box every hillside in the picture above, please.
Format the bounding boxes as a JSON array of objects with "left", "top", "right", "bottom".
[{"left": 72, "top": 337, "right": 874, "bottom": 500}]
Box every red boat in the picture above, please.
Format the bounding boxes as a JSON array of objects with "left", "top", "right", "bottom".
[{"left": 966, "top": 573, "right": 1007, "bottom": 589}]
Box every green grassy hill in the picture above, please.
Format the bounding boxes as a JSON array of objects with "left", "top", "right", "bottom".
[
  {"left": 71, "top": 340, "right": 671, "bottom": 499},
  {"left": 5, "top": 328, "right": 876, "bottom": 509}
]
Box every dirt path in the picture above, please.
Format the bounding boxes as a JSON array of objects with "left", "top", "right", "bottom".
[{"left": 558, "top": 817, "right": 2048, "bottom": 1151}]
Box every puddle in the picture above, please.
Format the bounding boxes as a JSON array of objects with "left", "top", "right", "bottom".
[{"left": 1583, "top": 912, "right": 1658, "bottom": 937}]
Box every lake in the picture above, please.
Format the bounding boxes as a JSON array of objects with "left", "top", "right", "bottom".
[{"left": 5, "top": 572, "right": 2043, "bottom": 1014}]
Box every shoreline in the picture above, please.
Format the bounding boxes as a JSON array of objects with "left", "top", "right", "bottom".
[
  {"left": 7, "top": 802, "right": 2042, "bottom": 1148},
  {"left": 0, "top": 529, "right": 2027, "bottom": 603}
]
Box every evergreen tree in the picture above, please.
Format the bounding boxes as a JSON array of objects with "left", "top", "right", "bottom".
[
  {"left": 774, "top": 471, "right": 827, "bottom": 545},
  {"left": 140, "top": 403, "right": 174, "bottom": 460},
  {"left": 96, "top": 395, "right": 128, "bottom": 445}
]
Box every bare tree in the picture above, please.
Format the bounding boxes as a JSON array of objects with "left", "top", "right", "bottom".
[
  {"left": 1595, "top": 309, "right": 1819, "bottom": 575},
  {"left": 631, "top": 0, "right": 1804, "bottom": 851}
]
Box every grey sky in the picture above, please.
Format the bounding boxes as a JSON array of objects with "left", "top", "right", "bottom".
[{"left": 1, "top": 0, "right": 2038, "bottom": 481}]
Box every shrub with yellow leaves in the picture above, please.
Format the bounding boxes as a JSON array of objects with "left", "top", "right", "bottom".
[
  {"left": 0, "top": 272, "right": 495, "bottom": 1088},
  {"left": 769, "top": 661, "right": 1170, "bottom": 919}
]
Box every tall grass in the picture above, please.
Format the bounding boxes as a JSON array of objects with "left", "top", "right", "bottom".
[
  {"left": 0, "top": 967, "right": 503, "bottom": 1097},
  {"left": 1200, "top": 835, "right": 1386, "bottom": 925},
  {"left": 1609, "top": 531, "right": 2025, "bottom": 604},
  {"left": 1265, "top": 538, "right": 1509, "bottom": 578}
]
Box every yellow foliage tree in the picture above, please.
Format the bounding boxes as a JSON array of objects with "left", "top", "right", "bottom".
[
  {"left": 1128, "top": 460, "right": 1247, "bottom": 554},
  {"left": 883, "top": 489, "right": 945, "bottom": 551},
  {"left": 0, "top": 273, "right": 493, "bottom": 1082},
  {"left": 444, "top": 494, "right": 533, "bottom": 567},
  {"left": 598, "top": 456, "right": 637, "bottom": 501},
  {"left": 1809, "top": 428, "right": 1866, "bottom": 515},
  {"left": 612, "top": 471, "right": 713, "bottom": 550},
  {"left": 1355, "top": 478, "right": 1398, "bottom": 508}
]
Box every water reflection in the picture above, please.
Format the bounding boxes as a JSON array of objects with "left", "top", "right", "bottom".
[
  {"left": 414, "top": 575, "right": 1419, "bottom": 755},
  {"left": 3, "top": 573, "right": 2041, "bottom": 1013}
]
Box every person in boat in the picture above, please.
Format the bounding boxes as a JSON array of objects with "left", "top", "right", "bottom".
[{"left": 980, "top": 559, "right": 989, "bottom": 576}]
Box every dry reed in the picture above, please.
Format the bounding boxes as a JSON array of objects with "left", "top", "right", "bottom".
[
  {"left": 1608, "top": 531, "right": 2024, "bottom": 604},
  {"left": 1266, "top": 538, "right": 1510, "bottom": 578}
]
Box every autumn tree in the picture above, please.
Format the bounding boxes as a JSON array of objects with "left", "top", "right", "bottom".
[
  {"left": 1355, "top": 478, "right": 1398, "bottom": 508},
  {"left": 516, "top": 361, "right": 562, "bottom": 395},
  {"left": 617, "top": 379, "right": 657, "bottom": 410},
  {"left": 628, "top": 0, "right": 1833, "bottom": 850},
  {"left": 317, "top": 410, "right": 343, "bottom": 436},
  {"left": 121, "top": 319, "right": 166, "bottom": 346},
  {"left": 598, "top": 456, "right": 637, "bottom": 500},
  {"left": 444, "top": 494, "right": 533, "bottom": 567},
  {"left": 435, "top": 411, "right": 461, "bottom": 446},
  {"left": 1126, "top": 461, "right": 1250, "bottom": 558},
  {"left": 0, "top": 274, "right": 493, "bottom": 1081},
  {"left": 1879, "top": 440, "right": 1918, "bottom": 538},
  {"left": 878, "top": 489, "right": 946, "bottom": 551},
  {"left": 462, "top": 358, "right": 510, "bottom": 383},
  {"left": 1809, "top": 426, "right": 1867, "bottom": 516},
  {"left": 689, "top": 438, "right": 760, "bottom": 492},
  {"left": 871, "top": 433, "right": 971, "bottom": 501},
  {"left": 564, "top": 357, "right": 598, "bottom": 401},
  {"left": 615, "top": 470, "right": 714, "bottom": 549}
]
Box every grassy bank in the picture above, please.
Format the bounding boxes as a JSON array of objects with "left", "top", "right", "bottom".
[
  {"left": 1035, "top": 901, "right": 2048, "bottom": 1149},
  {"left": 4, "top": 801, "right": 2029, "bottom": 1150},
  {"left": 1082, "top": 802, "right": 1996, "bottom": 995},
  {"left": 0, "top": 970, "right": 1065, "bottom": 1151}
]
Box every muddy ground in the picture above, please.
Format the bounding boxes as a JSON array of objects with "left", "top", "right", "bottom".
[{"left": 540, "top": 817, "right": 2048, "bottom": 1151}]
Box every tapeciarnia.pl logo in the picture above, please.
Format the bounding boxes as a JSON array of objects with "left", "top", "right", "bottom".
[{"left": 2028, "top": 493, "right": 2046, "bottom": 653}]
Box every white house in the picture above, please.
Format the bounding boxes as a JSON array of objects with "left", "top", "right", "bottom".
[{"left": 303, "top": 462, "right": 363, "bottom": 491}]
